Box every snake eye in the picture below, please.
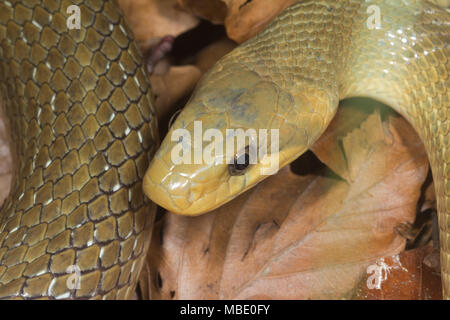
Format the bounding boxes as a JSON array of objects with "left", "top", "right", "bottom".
[{"left": 229, "top": 151, "right": 251, "bottom": 176}]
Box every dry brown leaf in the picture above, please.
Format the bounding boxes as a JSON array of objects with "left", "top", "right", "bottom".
[
  {"left": 118, "top": 0, "right": 199, "bottom": 49},
  {"left": 194, "top": 38, "right": 237, "bottom": 73},
  {"left": 146, "top": 36, "right": 175, "bottom": 76},
  {"left": 422, "top": 181, "right": 436, "bottom": 212},
  {"left": 222, "top": 0, "right": 298, "bottom": 43},
  {"left": 311, "top": 99, "right": 427, "bottom": 186},
  {"left": 0, "top": 105, "right": 12, "bottom": 204},
  {"left": 354, "top": 246, "right": 442, "bottom": 300},
  {"left": 145, "top": 104, "right": 428, "bottom": 299},
  {"left": 149, "top": 38, "right": 236, "bottom": 126},
  {"left": 178, "top": 0, "right": 228, "bottom": 24},
  {"left": 150, "top": 65, "right": 202, "bottom": 118},
  {"left": 310, "top": 99, "right": 378, "bottom": 182}
]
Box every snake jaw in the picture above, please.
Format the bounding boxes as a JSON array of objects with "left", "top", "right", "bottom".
[
  {"left": 143, "top": 138, "right": 233, "bottom": 215},
  {"left": 143, "top": 161, "right": 226, "bottom": 215}
]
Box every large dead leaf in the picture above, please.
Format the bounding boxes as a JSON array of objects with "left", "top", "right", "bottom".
[
  {"left": 150, "top": 65, "right": 202, "bottom": 137},
  {"left": 144, "top": 102, "right": 428, "bottom": 299},
  {"left": 150, "top": 65, "right": 202, "bottom": 112},
  {"left": 118, "top": 0, "right": 199, "bottom": 49},
  {"left": 149, "top": 39, "right": 236, "bottom": 137},
  {"left": 178, "top": 0, "right": 228, "bottom": 24},
  {"left": 310, "top": 99, "right": 378, "bottom": 182},
  {"left": 222, "top": 0, "right": 298, "bottom": 43},
  {"left": 194, "top": 38, "right": 237, "bottom": 73},
  {"left": 177, "top": 0, "right": 297, "bottom": 43},
  {"left": 422, "top": 181, "right": 436, "bottom": 212},
  {"left": 0, "top": 105, "right": 12, "bottom": 204}
]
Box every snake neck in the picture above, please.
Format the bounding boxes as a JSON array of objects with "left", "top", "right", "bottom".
[
  {"left": 339, "top": 0, "right": 450, "bottom": 298},
  {"left": 339, "top": 0, "right": 447, "bottom": 119}
]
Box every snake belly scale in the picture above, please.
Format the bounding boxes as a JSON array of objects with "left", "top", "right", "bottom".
[
  {"left": 143, "top": 1, "right": 450, "bottom": 298},
  {"left": 0, "top": 0, "right": 158, "bottom": 299}
]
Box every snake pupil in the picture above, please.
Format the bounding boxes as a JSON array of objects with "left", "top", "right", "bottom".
[{"left": 229, "top": 152, "right": 250, "bottom": 175}]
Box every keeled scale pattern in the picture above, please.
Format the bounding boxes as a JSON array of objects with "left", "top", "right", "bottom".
[{"left": 0, "top": 0, "right": 158, "bottom": 299}]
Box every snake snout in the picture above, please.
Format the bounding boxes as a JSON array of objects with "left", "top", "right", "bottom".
[{"left": 143, "top": 155, "right": 231, "bottom": 215}]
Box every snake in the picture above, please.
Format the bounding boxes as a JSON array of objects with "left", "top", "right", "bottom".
[
  {"left": 0, "top": 0, "right": 158, "bottom": 299},
  {"left": 143, "top": 0, "right": 450, "bottom": 298}
]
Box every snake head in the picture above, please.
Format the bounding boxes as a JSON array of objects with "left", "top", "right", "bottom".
[{"left": 143, "top": 54, "right": 333, "bottom": 215}]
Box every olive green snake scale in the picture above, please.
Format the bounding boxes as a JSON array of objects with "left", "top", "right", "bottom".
[
  {"left": 0, "top": 0, "right": 158, "bottom": 299},
  {"left": 0, "top": 0, "right": 447, "bottom": 300}
]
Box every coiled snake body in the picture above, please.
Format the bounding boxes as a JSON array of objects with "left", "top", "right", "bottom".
[
  {"left": 0, "top": 0, "right": 158, "bottom": 299},
  {"left": 144, "top": 1, "right": 450, "bottom": 298}
]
